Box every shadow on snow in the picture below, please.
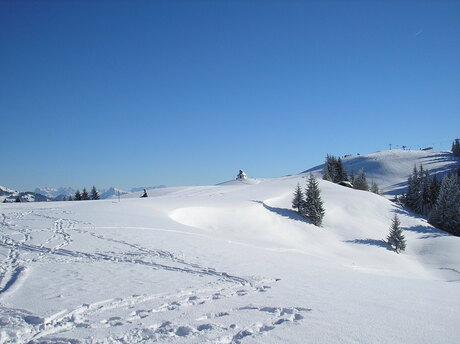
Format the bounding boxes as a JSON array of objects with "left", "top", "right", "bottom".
[
  {"left": 344, "top": 239, "right": 392, "bottom": 251},
  {"left": 251, "top": 200, "right": 312, "bottom": 224}
]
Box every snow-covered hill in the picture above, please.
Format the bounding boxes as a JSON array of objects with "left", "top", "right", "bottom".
[
  {"left": 305, "top": 149, "right": 460, "bottom": 196},
  {"left": 1, "top": 150, "right": 459, "bottom": 343}
]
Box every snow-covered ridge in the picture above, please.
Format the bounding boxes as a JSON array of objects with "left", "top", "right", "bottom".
[{"left": 304, "top": 149, "right": 460, "bottom": 195}]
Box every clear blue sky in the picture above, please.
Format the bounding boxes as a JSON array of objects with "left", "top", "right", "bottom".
[{"left": 1, "top": 0, "right": 459, "bottom": 191}]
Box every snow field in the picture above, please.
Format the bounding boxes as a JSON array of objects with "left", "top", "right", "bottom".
[{"left": 1, "top": 150, "right": 460, "bottom": 343}]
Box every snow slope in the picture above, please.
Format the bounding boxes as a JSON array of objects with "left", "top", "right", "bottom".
[
  {"left": 1, "top": 153, "right": 460, "bottom": 343},
  {"left": 305, "top": 149, "right": 460, "bottom": 196}
]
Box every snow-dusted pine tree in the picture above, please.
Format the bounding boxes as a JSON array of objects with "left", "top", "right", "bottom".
[
  {"left": 336, "top": 157, "right": 348, "bottom": 182},
  {"left": 428, "top": 174, "right": 460, "bottom": 236},
  {"left": 354, "top": 169, "right": 369, "bottom": 191},
  {"left": 322, "top": 155, "right": 335, "bottom": 182},
  {"left": 302, "top": 173, "right": 325, "bottom": 226},
  {"left": 452, "top": 139, "right": 460, "bottom": 157},
  {"left": 387, "top": 214, "right": 406, "bottom": 253},
  {"left": 349, "top": 169, "right": 355, "bottom": 184},
  {"left": 370, "top": 181, "right": 380, "bottom": 194},
  {"left": 292, "top": 183, "right": 304, "bottom": 213},
  {"left": 75, "top": 190, "right": 82, "bottom": 201},
  {"left": 81, "top": 188, "right": 90, "bottom": 201},
  {"left": 404, "top": 165, "right": 419, "bottom": 209},
  {"left": 91, "top": 186, "right": 99, "bottom": 200}
]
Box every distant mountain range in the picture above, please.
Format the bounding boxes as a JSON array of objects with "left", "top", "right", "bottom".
[
  {"left": 1, "top": 186, "right": 51, "bottom": 203},
  {"left": 34, "top": 187, "right": 76, "bottom": 199},
  {"left": 1, "top": 185, "right": 166, "bottom": 202}
]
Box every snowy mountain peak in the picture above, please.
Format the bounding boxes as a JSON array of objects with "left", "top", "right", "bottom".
[
  {"left": 0, "top": 185, "right": 17, "bottom": 195},
  {"left": 99, "top": 187, "right": 128, "bottom": 199}
]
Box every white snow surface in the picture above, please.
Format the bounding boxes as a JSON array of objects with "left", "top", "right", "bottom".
[{"left": 1, "top": 150, "right": 460, "bottom": 343}]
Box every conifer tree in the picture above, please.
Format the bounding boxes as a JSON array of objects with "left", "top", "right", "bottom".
[
  {"left": 428, "top": 174, "right": 460, "bottom": 236},
  {"left": 81, "top": 188, "right": 90, "bottom": 200},
  {"left": 387, "top": 214, "right": 406, "bottom": 253},
  {"left": 75, "top": 190, "right": 82, "bottom": 201},
  {"left": 302, "top": 173, "right": 325, "bottom": 226},
  {"left": 292, "top": 183, "right": 304, "bottom": 213},
  {"left": 336, "top": 157, "right": 348, "bottom": 182},
  {"left": 349, "top": 169, "right": 355, "bottom": 184},
  {"left": 91, "top": 186, "right": 99, "bottom": 200},
  {"left": 322, "top": 155, "right": 335, "bottom": 182},
  {"left": 404, "top": 165, "right": 419, "bottom": 209},
  {"left": 370, "top": 181, "right": 380, "bottom": 194},
  {"left": 15, "top": 197, "right": 21, "bottom": 203},
  {"left": 414, "top": 166, "right": 431, "bottom": 215},
  {"left": 452, "top": 139, "right": 460, "bottom": 157},
  {"left": 429, "top": 174, "right": 441, "bottom": 206},
  {"left": 354, "top": 169, "right": 369, "bottom": 191}
]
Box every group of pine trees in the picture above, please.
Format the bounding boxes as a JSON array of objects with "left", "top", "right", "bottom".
[
  {"left": 401, "top": 165, "right": 441, "bottom": 216},
  {"left": 402, "top": 166, "right": 460, "bottom": 236},
  {"left": 292, "top": 173, "right": 325, "bottom": 226},
  {"left": 322, "top": 155, "right": 379, "bottom": 194},
  {"left": 428, "top": 173, "right": 460, "bottom": 236},
  {"left": 69, "top": 186, "right": 100, "bottom": 201},
  {"left": 322, "top": 155, "right": 348, "bottom": 183}
]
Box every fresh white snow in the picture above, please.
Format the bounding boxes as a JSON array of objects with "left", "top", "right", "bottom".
[{"left": 1, "top": 150, "right": 459, "bottom": 343}]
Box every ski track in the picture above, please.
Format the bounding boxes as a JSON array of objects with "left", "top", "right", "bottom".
[{"left": 0, "top": 207, "right": 311, "bottom": 344}]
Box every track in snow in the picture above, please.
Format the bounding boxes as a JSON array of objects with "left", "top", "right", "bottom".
[{"left": 0, "top": 207, "right": 311, "bottom": 344}]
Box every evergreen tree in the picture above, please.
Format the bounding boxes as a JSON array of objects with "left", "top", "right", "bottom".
[
  {"left": 91, "top": 186, "right": 99, "bottom": 200},
  {"left": 67, "top": 195, "right": 73, "bottom": 201},
  {"left": 354, "top": 169, "right": 369, "bottom": 191},
  {"left": 349, "top": 169, "right": 355, "bottom": 184},
  {"left": 452, "top": 139, "right": 460, "bottom": 157},
  {"left": 413, "top": 166, "right": 431, "bottom": 215},
  {"left": 15, "top": 197, "right": 21, "bottom": 203},
  {"left": 387, "top": 214, "right": 406, "bottom": 253},
  {"left": 404, "top": 165, "right": 420, "bottom": 209},
  {"left": 429, "top": 174, "right": 441, "bottom": 206},
  {"left": 370, "top": 181, "right": 380, "bottom": 194},
  {"left": 302, "top": 173, "right": 325, "bottom": 226},
  {"left": 292, "top": 183, "right": 304, "bottom": 213},
  {"left": 428, "top": 174, "right": 460, "bottom": 236},
  {"left": 81, "top": 188, "right": 90, "bottom": 200},
  {"left": 322, "top": 155, "right": 336, "bottom": 182},
  {"left": 75, "top": 190, "right": 82, "bottom": 201},
  {"left": 335, "top": 157, "right": 348, "bottom": 182}
]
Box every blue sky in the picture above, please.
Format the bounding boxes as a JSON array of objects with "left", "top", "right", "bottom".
[{"left": 1, "top": 0, "right": 459, "bottom": 191}]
